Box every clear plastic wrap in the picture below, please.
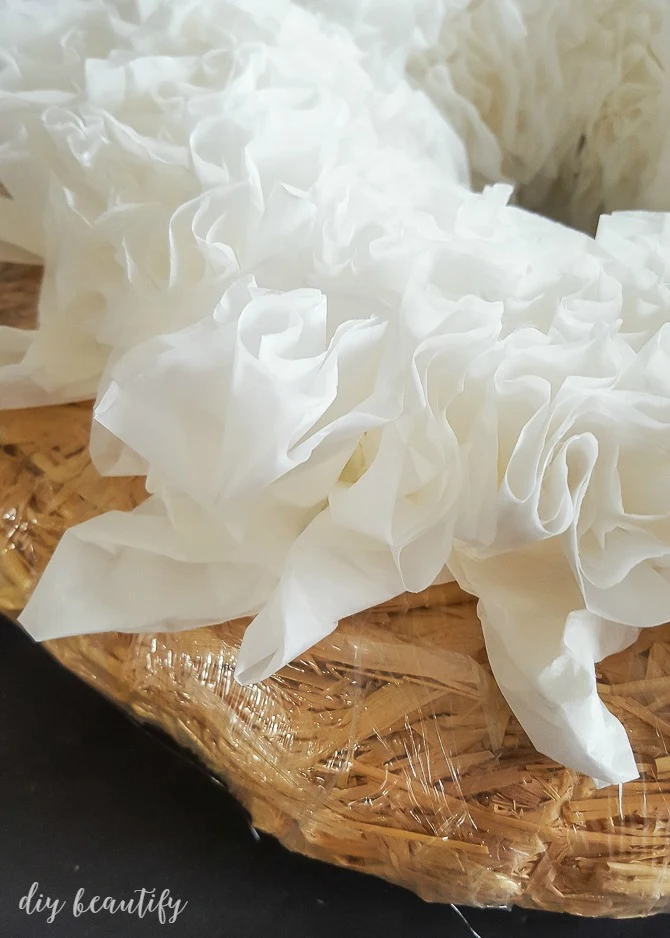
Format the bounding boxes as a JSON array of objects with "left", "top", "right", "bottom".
[{"left": 4, "top": 267, "right": 670, "bottom": 919}]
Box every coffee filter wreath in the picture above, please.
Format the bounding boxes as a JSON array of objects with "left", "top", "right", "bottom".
[{"left": 2, "top": 0, "right": 670, "bottom": 917}]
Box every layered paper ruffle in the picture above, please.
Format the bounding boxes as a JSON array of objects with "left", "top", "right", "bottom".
[{"left": 2, "top": 0, "right": 670, "bottom": 785}]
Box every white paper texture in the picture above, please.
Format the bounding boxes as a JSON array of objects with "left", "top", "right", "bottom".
[{"left": 3, "top": 0, "right": 670, "bottom": 785}]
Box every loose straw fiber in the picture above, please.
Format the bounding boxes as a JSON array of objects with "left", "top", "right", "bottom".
[{"left": 3, "top": 265, "right": 670, "bottom": 918}]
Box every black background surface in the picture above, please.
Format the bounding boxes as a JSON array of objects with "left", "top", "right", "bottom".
[{"left": 0, "top": 617, "right": 667, "bottom": 938}]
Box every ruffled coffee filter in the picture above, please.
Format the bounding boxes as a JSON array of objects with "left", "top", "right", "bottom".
[{"left": 2, "top": 0, "right": 670, "bottom": 787}]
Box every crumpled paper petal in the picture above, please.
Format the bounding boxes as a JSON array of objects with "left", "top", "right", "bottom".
[
  {"left": 20, "top": 489, "right": 282, "bottom": 639},
  {"left": 449, "top": 541, "right": 640, "bottom": 786}
]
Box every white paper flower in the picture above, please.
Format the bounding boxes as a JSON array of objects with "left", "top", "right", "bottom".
[{"left": 3, "top": 0, "right": 670, "bottom": 786}]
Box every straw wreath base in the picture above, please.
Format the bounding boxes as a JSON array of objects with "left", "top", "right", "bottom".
[{"left": 3, "top": 265, "right": 670, "bottom": 918}]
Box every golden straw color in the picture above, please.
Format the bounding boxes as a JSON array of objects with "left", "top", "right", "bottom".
[{"left": 3, "top": 262, "right": 670, "bottom": 918}]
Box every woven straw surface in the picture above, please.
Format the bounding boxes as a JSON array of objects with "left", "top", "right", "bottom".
[{"left": 3, "top": 263, "right": 670, "bottom": 917}]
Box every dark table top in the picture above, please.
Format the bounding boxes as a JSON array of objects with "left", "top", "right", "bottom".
[{"left": 0, "top": 617, "right": 666, "bottom": 938}]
